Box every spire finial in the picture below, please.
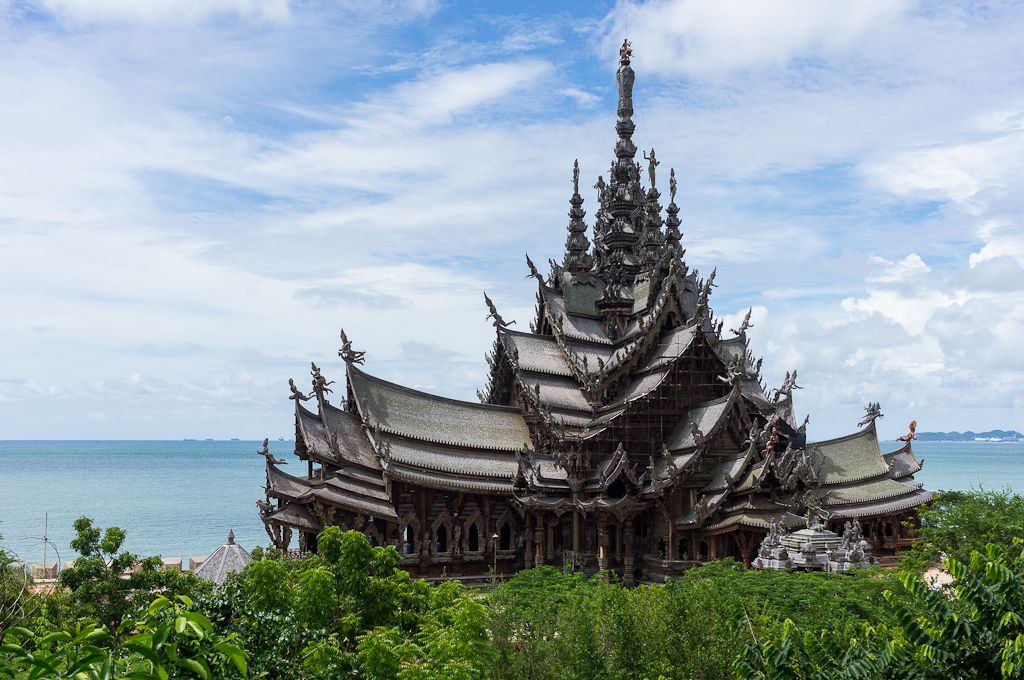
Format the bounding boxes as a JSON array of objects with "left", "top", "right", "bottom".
[
  {"left": 669, "top": 168, "right": 677, "bottom": 203},
  {"left": 563, "top": 160, "right": 592, "bottom": 275},
  {"left": 227, "top": 528, "right": 235, "bottom": 545},
  {"left": 619, "top": 38, "right": 632, "bottom": 66}
]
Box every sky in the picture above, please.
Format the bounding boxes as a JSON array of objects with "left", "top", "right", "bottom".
[{"left": 1, "top": 0, "right": 1022, "bottom": 440}]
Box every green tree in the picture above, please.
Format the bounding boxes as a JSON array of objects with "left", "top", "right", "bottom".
[
  {"left": 58, "top": 517, "right": 209, "bottom": 632},
  {"left": 901, "top": 489, "right": 1024, "bottom": 572}
]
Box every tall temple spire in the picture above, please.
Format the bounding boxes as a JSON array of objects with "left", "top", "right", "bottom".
[
  {"left": 597, "top": 39, "right": 645, "bottom": 336},
  {"left": 614, "top": 39, "right": 637, "bottom": 167},
  {"left": 563, "top": 159, "right": 593, "bottom": 274}
]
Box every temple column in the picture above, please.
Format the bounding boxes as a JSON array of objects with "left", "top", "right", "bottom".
[
  {"left": 572, "top": 510, "right": 581, "bottom": 555},
  {"left": 525, "top": 511, "right": 534, "bottom": 569},
  {"left": 666, "top": 510, "right": 676, "bottom": 561},
  {"left": 546, "top": 519, "right": 554, "bottom": 561},
  {"left": 623, "top": 518, "right": 635, "bottom": 586},
  {"left": 710, "top": 535, "right": 719, "bottom": 560},
  {"left": 615, "top": 524, "right": 623, "bottom": 562},
  {"left": 534, "top": 514, "right": 545, "bottom": 566},
  {"left": 597, "top": 514, "right": 609, "bottom": 571},
  {"left": 418, "top": 491, "right": 430, "bottom": 568}
]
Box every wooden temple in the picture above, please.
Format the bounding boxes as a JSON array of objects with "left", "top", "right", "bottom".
[{"left": 257, "top": 41, "right": 931, "bottom": 583}]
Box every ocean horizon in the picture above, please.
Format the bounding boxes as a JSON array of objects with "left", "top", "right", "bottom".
[{"left": 2, "top": 438, "right": 1021, "bottom": 568}]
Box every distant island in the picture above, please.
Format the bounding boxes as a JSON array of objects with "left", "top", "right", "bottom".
[{"left": 916, "top": 430, "right": 1023, "bottom": 442}]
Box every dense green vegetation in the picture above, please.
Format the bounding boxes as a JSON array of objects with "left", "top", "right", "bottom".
[{"left": 2, "top": 490, "right": 1023, "bottom": 678}]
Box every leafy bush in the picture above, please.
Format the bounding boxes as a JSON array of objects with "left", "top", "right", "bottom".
[
  {"left": 0, "top": 594, "right": 246, "bottom": 679},
  {"left": 735, "top": 539, "right": 1024, "bottom": 679}
]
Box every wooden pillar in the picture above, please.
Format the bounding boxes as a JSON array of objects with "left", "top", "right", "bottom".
[
  {"left": 709, "top": 534, "right": 719, "bottom": 561},
  {"left": 735, "top": 532, "right": 752, "bottom": 569},
  {"left": 666, "top": 517, "right": 676, "bottom": 561},
  {"left": 572, "top": 510, "right": 581, "bottom": 555},
  {"left": 525, "top": 511, "right": 534, "bottom": 569},
  {"left": 623, "top": 518, "right": 635, "bottom": 586},
  {"left": 546, "top": 519, "right": 554, "bottom": 561},
  {"left": 534, "top": 514, "right": 545, "bottom": 566},
  {"left": 597, "top": 514, "right": 609, "bottom": 571},
  {"left": 308, "top": 459, "right": 313, "bottom": 478},
  {"left": 418, "top": 491, "right": 430, "bottom": 568},
  {"left": 615, "top": 523, "right": 623, "bottom": 561}
]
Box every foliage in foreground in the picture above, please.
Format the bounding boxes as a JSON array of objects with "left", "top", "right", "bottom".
[
  {"left": 735, "top": 539, "right": 1024, "bottom": 679},
  {"left": 204, "top": 526, "right": 491, "bottom": 679},
  {"left": 0, "top": 594, "right": 246, "bottom": 679},
  {"left": 900, "top": 488, "right": 1024, "bottom": 572},
  {"left": 485, "top": 561, "right": 904, "bottom": 680},
  {"left": 56, "top": 517, "right": 211, "bottom": 633},
  {"left": 6, "top": 491, "right": 1024, "bottom": 679}
]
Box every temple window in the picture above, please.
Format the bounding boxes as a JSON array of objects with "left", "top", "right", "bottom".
[
  {"left": 499, "top": 523, "right": 512, "bottom": 551},
  {"left": 402, "top": 525, "right": 414, "bottom": 554},
  {"left": 436, "top": 525, "right": 448, "bottom": 553},
  {"left": 468, "top": 524, "right": 479, "bottom": 552},
  {"left": 608, "top": 479, "right": 626, "bottom": 499}
]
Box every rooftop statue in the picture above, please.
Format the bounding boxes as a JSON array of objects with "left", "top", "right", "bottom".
[
  {"left": 484, "top": 291, "right": 515, "bottom": 329},
  {"left": 731, "top": 307, "right": 754, "bottom": 336},
  {"left": 643, "top": 148, "right": 660, "bottom": 188},
  {"left": 288, "top": 378, "right": 311, "bottom": 401},
  {"left": 525, "top": 254, "right": 544, "bottom": 283},
  {"left": 338, "top": 328, "right": 366, "bottom": 365},
  {"left": 858, "top": 402, "right": 884, "bottom": 428},
  {"left": 773, "top": 369, "right": 802, "bottom": 403},
  {"left": 897, "top": 419, "right": 918, "bottom": 442},
  {"left": 257, "top": 438, "right": 287, "bottom": 465},
  {"left": 310, "top": 362, "right": 334, "bottom": 402}
]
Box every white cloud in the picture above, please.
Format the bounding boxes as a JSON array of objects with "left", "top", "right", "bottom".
[
  {"left": 867, "top": 253, "right": 931, "bottom": 284},
  {"left": 2, "top": 0, "right": 1024, "bottom": 439},
  {"left": 38, "top": 0, "right": 293, "bottom": 24},
  {"left": 598, "top": 0, "right": 908, "bottom": 76}
]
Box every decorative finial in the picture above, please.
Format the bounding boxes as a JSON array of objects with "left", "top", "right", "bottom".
[
  {"left": 310, "top": 362, "right": 335, "bottom": 402},
  {"left": 288, "top": 378, "right": 311, "bottom": 401},
  {"left": 257, "top": 437, "right": 287, "bottom": 464},
  {"left": 619, "top": 38, "right": 632, "bottom": 65},
  {"left": 572, "top": 159, "right": 580, "bottom": 194},
  {"left": 730, "top": 307, "right": 754, "bottom": 336},
  {"left": 227, "top": 529, "right": 235, "bottom": 545},
  {"left": 643, "top": 148, "right": 659, "bottom": 188},
  {"left": 525, "top": 253, "right": 543, "bottom": 283},
  {"left": 897, "top": 420, "right": 918, "bottom": 442},
  {"left": 484, "top": 291, "right": 515, "bottom": 329},
  {"left": 857, "top": 402, "right": 884, "bottom": 428},
  {"left": 338, "top": 328, "right": 366, "bottom": 365},
  {"left": 669, "top": 168, "right": 677, "bottom": 203}
]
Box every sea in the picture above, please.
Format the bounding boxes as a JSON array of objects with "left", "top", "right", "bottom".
[{"left": 0, "top": 439, "right": 1021, "bottom": 567}]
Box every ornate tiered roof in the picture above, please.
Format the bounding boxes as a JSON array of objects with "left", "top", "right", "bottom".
[{"left": 257, "top": 40, "right": 931, "bottom": 575}]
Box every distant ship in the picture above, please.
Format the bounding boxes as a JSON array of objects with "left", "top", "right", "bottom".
[
  {"left": 230, "top": 438, "right": 240, "bottom": 441},
  {"left": 205, "top": 438, "right": 214, "bottom": 441},
  {"left": 183, "top": 438, "right": 196, "bottom": 441}
]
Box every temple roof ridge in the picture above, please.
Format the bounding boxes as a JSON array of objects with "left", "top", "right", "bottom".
[
  {"left": 348, "top": 363, "right": 525, "bottom": 415},
  {"left": 806, "top": 419, "right": 879, "bottom": 447}
]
